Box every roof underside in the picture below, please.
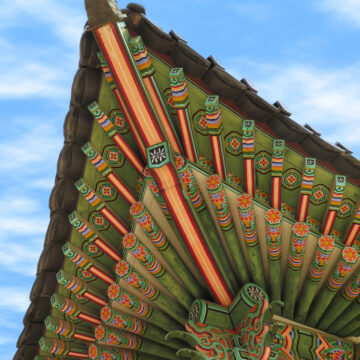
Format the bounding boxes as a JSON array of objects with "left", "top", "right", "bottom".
[{"left": 15, "top": 2, "right": 360, "bottom": 359}]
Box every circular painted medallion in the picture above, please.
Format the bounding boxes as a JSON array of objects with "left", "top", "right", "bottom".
[
  {"left": 310, "top": 184, "right": 330, "bottom": 205},
  {"left": 225, "top": 131, "right": 242, "bottom": 155},
  {"left": 96, "top": 181, "right": 117, "bottom": 202},
  {"left": 255, "top": 151, "right": 272, "bottom": 174},
  {"left": 282, "top": 168, "right": 301, "bottom": 190},
  {"left": 192, "top": 110, "right": 208, "bottom": 135},
  {"left": 337, "top": 198, "right": 355, "bottom": 219},
  {"left": 89, "top": 211, "right": 110, "bottom": 231},
  {"left": 109, "top": 109, "right": 129, "bottom": 134},
  {"left": 102, "top": 145, "right": 125, "bottom": 168}
]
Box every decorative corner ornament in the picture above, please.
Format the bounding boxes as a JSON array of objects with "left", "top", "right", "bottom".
[
  {"left": 146, "top": 142, "right": 170, "bottom": 168},
  {"left": 85, "top": 0, "right": 126, "bottom": 30}
]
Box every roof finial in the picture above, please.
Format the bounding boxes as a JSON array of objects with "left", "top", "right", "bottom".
[{"left": 85, "top": 0, "right": 126, "bottom": 30}]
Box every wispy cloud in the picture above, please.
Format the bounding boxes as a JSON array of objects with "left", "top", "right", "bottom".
[
  {"left": 319, "top": 0, "right": 360, "bottom": 27},
  {"left": 0, "top": 287, "right": 31, "bottom": 312},
  {"left": 225, "top": 58, "right": 360, "bottom": 157},
  {"left": 230, "top": 2, "right": 275, "bottom": 21}
]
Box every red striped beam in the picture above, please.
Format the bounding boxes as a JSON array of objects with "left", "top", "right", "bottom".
[
  {"left": 345, "top": 203, "right": 360, "bottom": 245},
  {"left": 129, "top": 36, "right": 183, "bottom": 155},
  {"left": 69, "top": 211, "right": 121, "bottom": 262},
  {"left": 75, "top": 178, "right": 128, "bottom": 236},
  {"left": 271, "top": 140, "right": 285, "bottom": 210},
  {"left": 322, "top": 175, "right": 346, "bottom": 235},
  {"left": 170, "top": 68, "right": 198, "bottom": 162},
  {"left": 242, "top": 120, "right": 255, "bottom": 197},
  {"left": 97, "top": 51, "right": 146, "bottom": 158},
  {"left": 63, "top": 242, "right": 115, "bottom": 285},
  {"left": 57, "top": 269, "right": 107, "bottom": 307},
  {"left": 93, "top": 22, "right": 231, "bottom": 305},
  {"left": 50, "top": 293, "right": 101, "bottom": 325},
  {"left": 45, "top": 316, "right": 95, "bottom": 343},
  {"left": 205, "top": 95, "right": 226, "bottom": 179},
  {"left": 88, "top": 101, "right": 145, "bottom": 174},
  {"left": 38, "top": 337, "right": 89, "bottom": 359},
  {"left": 297, "top": 158, "right": 316, "bottom": 222},
  {"left": 82, "top": 142, "right": 137, "bottom": 204}
]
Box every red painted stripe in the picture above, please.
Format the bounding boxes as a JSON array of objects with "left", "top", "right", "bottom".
[
  {"left": 322, "top": 211, "right": 337, "bottom": 235},
  {"left": 107, "top": 172, "right": 137, "bottom": 204},
  {"left": 297, "top": 195, "right": 309, "bottom": 222},
  {"left": 345, "top": 224, "right": 360, "bottom": 246},
  {"left": 177, "top": 108, "right": 196, "bottom": 162},
  {"left": 112, "top": 134, "right": 144, "bottom": 174},
  {"left": 78, "top": 313, "right": 101, "bottom": 325},
  {"left": 146, "top": 77, "right": 183, "bottom": 154},
  {"left": 68, "top": 351, "right": 89, "bottom": 358},
  {"left": 112, "top": 88, "right": 146, "bottom": 158},
  {"left": 101, "top": 208, "right": 128, "bottom": 235},
  {"left": 90, "top": 266, "right": 115, "bottom": 284},
  {"left": 271, "top": 176, "right": 281, "bottom": 210},
  {"left": 94, "top": 238, "right": 121, "bottom": 262},
  {"left": 95, "top": 25, "right": 164, "bottom": 147},
  {"left": 73, "top": 333, "right": 95, "bottom": 342},
  {"left": 244, "top": 159, "right": 255, "bottom": 197},
  {"left": 84, "top": 292, "right": 107, "bottom": 306},
  {"left": 210, "top": 135, "right": 225, "bottom": 179}
]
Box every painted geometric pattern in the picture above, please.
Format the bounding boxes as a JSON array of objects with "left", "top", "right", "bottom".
[
  {"left": 255, "top": 151, "right": 272, "bottom": 174},
  {"left": 162, "top": 87, "right": 176, "bottom": 114},
  {"left": 225, "top": 131, "right": 242, "bottom": 155},
  {"left": 109, "top": 109, "right": 129, "bottom": 134},
  {"left": 282, "top": 168, "right": 301, "bottom": 190},
  {"left": 83, "top": 241, "right": 103, "bottom": 258},
  {"left": 337, "top": 198, "right": 355, "bottom": 219},
  {"left": 77, "top": 267, "right": 96, "bottom": 282},
  {"left": 96, "top": 180, "right": 117, "bottom": 201},
  {"left": 89, "top": 211, "right": 110, "bottom": 231},
  {"left": 310, "top": 184, "right": 330, "bottom": 205},
  {"left": 102, "top": 145, "right": 125, "bottom": 167},
  {"left": 192, "top": 109, "right": 208, "bottom": 135}
]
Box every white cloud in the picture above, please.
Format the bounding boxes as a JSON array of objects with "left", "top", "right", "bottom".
[
  {"left": 320, "top": 0, "right": 360, "bottom": 27},
  {"left": 0, "top": 287, "right": 30, "bottom": 312},
  {"left": 225, "top": 58, "right": 360, "bottom": 157},
  {"left": 230, "top": 2, "right": 275, "bottom": 21}
]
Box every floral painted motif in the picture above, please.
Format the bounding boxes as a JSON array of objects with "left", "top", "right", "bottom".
[
  {"left": 281, "top": 203, "right": 296, "bottom": 219},
  {"left": 337, "top": 198, "right": 355, "bottom": 219},
  {"left": 308, "top": 235, "right": 334, "bottom": 282},
  {"left": 225, "top": 131, "right": 242, "bottom": 155},
  {"left": 237, "top": 193, "right": 252, "bottom": 210},
  {"left": 83, "top": 241, "right": 103, "bottom": 258},
  {"left": 109, "top": 109, "right": 129, "bottom": 134},
  {"left": 255, "top": 189, "right": 270, "bottom": 206},
  {"left": 107, "top": 283, "right": 120, "bottom": 300},
  {"left": 103, "top": 145, "right": 125, "bottom": 168},
  {"left": 206, "top": 174, "right": 233, "bottom": 231},
  {"left": 227, "top": 172, "right": 242, "bottom": 189},
  {"left": 288, "top": 222, "right": 309, "bottom": 271},
  {"left": 116, "top": 261, "right": 130, "bottom": 277},
  {"left": 89, "top": 211, "right": 110, "bottom": 231},
  {"left": 310, "top": 184, "right": 330, "bottom": 205},
  {"left": 255, "top": 151, "right": 272, "bottom": 174},
  {"left": 193, "top": 110, "right": 208, "bottom": 135},
  {"left": 198, "top": 155, "right": 214, "bottom": 173},
  {"left": 88, "top": 344, "right": 99, "bottom": 360},
  {"left": 96, "top": 181, "right": 117, "bottom": 202},
  {"left": 163, "top": 88, "right": 176, "bottom": 114},
  {"left": 175, "top": 154, "right": 205, "bottom": 211},
  {"left": 282, "top": 168, "right": 301, "bottom": 190},
  {"left": 101, "top": 306, "right": 112, "bottom": 322},
  {"left": 77, "top": 267, "right": 96, "bottom": 282},
  {"left": 95, "top": 325, "right": 106, "bottom": 341},
  {"left": 265, "top": 208, "right": 282, "bottom": 225},
  {"left": 306, "top": 216, "right": 321, "bottom": 233}
]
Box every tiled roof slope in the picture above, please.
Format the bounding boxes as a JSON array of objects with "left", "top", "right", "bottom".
[
  {"left": 14, "top": 30, "right": 102, "bottom": 360},
  {"left": 123, "top": 3, "right": 360, "bottom": 183},
  {"left": 14, "top": 2, "right": 360, "bottom": 359}
]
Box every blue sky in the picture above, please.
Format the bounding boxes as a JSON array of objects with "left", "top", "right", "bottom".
[{"left": 2, "top": 0, "right": 360, "bottom": 358}]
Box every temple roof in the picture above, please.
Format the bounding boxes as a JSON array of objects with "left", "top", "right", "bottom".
[{"left": 14, "top": 2, "right": 360, "bottom": 359}]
